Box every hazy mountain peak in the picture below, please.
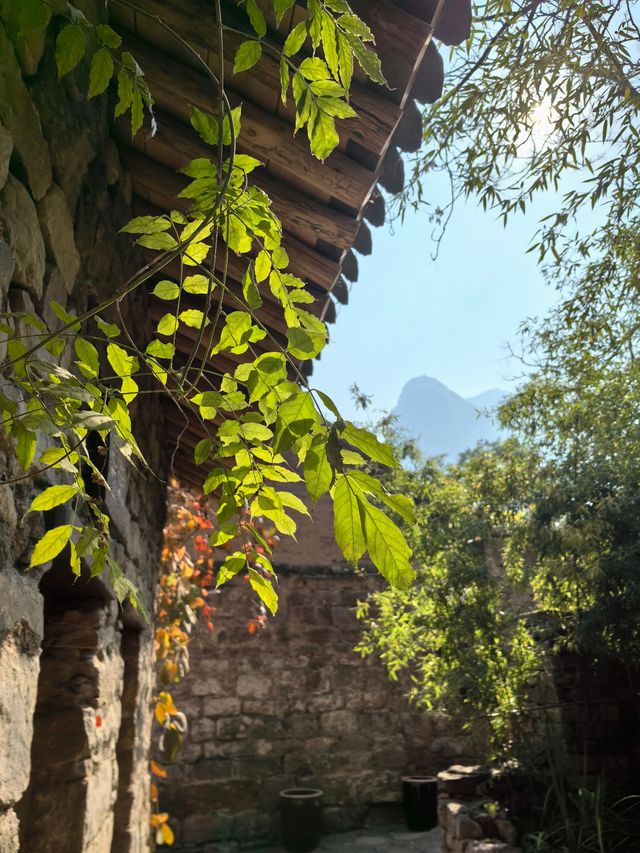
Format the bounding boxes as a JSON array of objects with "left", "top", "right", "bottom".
[{"left": 393, "top": 377, "right": 508, "bottom": 461}]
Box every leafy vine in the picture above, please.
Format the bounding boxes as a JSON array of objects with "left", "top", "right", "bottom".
[{"left": 2, "top": 0, "right": 418, "bottom": 621}]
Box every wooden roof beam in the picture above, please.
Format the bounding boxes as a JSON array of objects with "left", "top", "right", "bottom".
[
  {"left": 110, "top": 0, "right": 402, "bottom": 163},
  {"left": 120, "top": 31, "right": 376, "bottom": 211}
]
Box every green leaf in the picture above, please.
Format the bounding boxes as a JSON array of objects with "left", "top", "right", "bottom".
[
  {"left": 194, "top": 438, "right": 213, "bottom": 465},
  {"left": 137, "top": 232, "right": 178, "bottom": 251},
  {"left": 225, "top": 215, "right": 252, "bottom": 253},
  {"left": 233, "top": 154, "right": 262, "bottom": 174},
  {"left": 217, "top": 552, "right": 246, "bottom": 587},
  {"left": 152, "top": 280, "right": 180, "bottom": 300},
  {"left": 115, "top": 68, "right": 134, "bottom": 118},
  {"left": 146, "top": 340, "right": 175, "bottom": 359},
  {"left": 280, "top": 58, "right": 290, "bottom": 104},
  {"left": 272, "top": 247, "right": 289, "bottom": 270},
  {"left": 348, "top": 470, "right": 416, "bottom": 525},
  {"left": 38, "top": 448, "right": 79, "bottom": 474},
  {"left": 287, "top": 319, "right": 327, "bottom": 359},
  {"left": 342, "top": 422, "right": 398, "bottom": 468},
  {"left": 222, "top": 105, "right": 242, "bottom": 145},
  {"left": 30, "top": 485, "right": 79, "bottom": 513},
  {"left": 209, "top": 524, "right": 237, "bottom": 547},
  {"left": 51, "top": 300, "right": 80, "bottom": 331},
  {"left": 107, "top": 343, "right": 139, "bottom": 400},
  {"left": 56, "top": 24, "right": 86, "bottom": 78},
  {"left": 315, "top": 389, "right": 341, "bottom": 418},
  {"left": 234, "top": 40, "right": 262, "bottom": 74},
  {"left": 74, "top": 338, "right": 100, "bottom": 378},
  {"left": 242, "top": 267, "right": 262, "bottom": 310},
  {"left": 29, "top": 525, "right": 74, "bottom": 568},
  {"left": 333, "top": 474, "right": 366, "bottom": 565},
  {"left": 13, "top": 422, "right": 37, "bottom": 471},
  {"left": 249, "top": 567, "right": 278, "bottom": 615},
  {"left": 130, "top": 90, "right": 144, "bottom": 136},
  {"left": 350, "top": 39, "right": 386, "bottom": 85},
  {"left": 304, "top": 438, "right": 333, "bottom": 503},
  {"left": 274, "top": 0, "right": 296, "bottom": 25},
  {"left": 246, "top": 0, "right": 266, "bottom": 37},
  {"left": 322, "top": 14, "right": 339, "bottom": 78},
  {"left": 69, "top": 541, "right": 81, "bottom": 576},
  {"left": 318, "top": 97, "right": 357, "bottom": 119},
  {"left": 299, "top": 57, "right": 330, "bottom": 81},
  {"left": 284, "top": 21, "right": 307, "bottom": 57},
  {"left": 213, "top": 311, "right": 266, "bottom": 354},
  {"left": 96, "top": 24, "right": 122, "bottom": 49},
  {"left": 72, "top": 411, "right": 116, "bottom": 431},
  {"left": 88, "top": 47, "right": 114, "bottom": 97},
  {"left": 121, "top": 216, "right": 170, "bottom": 235},
  {"left": 338, "top": 13, "right": 374, "bottom": 41},
  {"left": 157, "top": 314, "right": 179, "bottom": 336},
  {"left": 183, "top": 274, "right": 211, "bottom": 295},
  {"left": 275, "top": 391, "right": 318, "bottom": 451},
  {"left": 310, "top": 79, "right": 345, "bottom": 97},
  {"left": 95, "top": 317, "right": 120, "bottom": 338},
  {"left": 190, "top": 107, "right": 219, "bottom": 145},
  {"left": 179, "top": 309, "right": 209, "bottom": 329},
  {"left": 310, "top": 110, "right": 339, "bottom": 160},
  {"left": 358, "top": 495, "right": 415, "bottom": 588}
]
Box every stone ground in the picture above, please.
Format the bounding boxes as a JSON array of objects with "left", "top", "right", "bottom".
[{"left": 251, "top": 826, "right": 442, "bottom": 853}]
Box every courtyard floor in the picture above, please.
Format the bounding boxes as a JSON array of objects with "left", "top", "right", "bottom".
[{"left": 253, "top": 825, "right": 441, "bottom": 853}]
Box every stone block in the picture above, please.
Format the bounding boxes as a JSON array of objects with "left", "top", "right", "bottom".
[
  {"left": 236, "top": 671, "right": 272, "bottom": 698},
  {"left": 0, "top": 613, "right": 42, "bottom": 807},
  {"left": 438, "top": 765, "right": 490, "bottom": 797},
  {"left": 202, "top": 696, "right": 241, "bottom": 718},
  {"left": 320, "top": 709, "right": 359, "bottom": 735},
  {"left": 455, "top": 813, "right": 483, "bottom": 840},
  {"left": 0, "top": 808, "right": 18, "bottom": 853},
  {"left": 37, "top": 183, "right": 80, "bottom": 293},
  {"left": 0, "top": 176, "right": 45, "bottom": 298},
  {"left": 0, "top": 237, "right": 14, "bottom": 300},
  {"left": 0, "top": 23, "right": 51, "bottom": 200},
  {"left": 0, "top": 122, "right": 11, "bottom": 190}
]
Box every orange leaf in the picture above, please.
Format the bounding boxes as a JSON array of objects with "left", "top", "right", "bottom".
[{"left": 150, "top": 761, "right": 168, "bottom": 779}]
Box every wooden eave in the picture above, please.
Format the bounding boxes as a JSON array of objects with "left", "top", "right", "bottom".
[{"left": 109, "top": 0, "right": 471, "bottom": 485}]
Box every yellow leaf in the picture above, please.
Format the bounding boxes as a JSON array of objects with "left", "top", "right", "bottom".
[{"left": 161, "top": 823, "right": 175, "bottom": 845}]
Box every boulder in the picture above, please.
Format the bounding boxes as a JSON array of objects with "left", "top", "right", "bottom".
[
  {"left": 0, "top": 176, "right": 45, "bottom": 298},
  {"left": 37, "top": 183, "right": 80, "bottom": 293},
  {"left": 0, "top": 23, "right": 51, "bottom": 200}
]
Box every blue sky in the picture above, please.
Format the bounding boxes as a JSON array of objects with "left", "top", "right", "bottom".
[{"left": 312, "top": 169, "right": 563, "bottom": 422}]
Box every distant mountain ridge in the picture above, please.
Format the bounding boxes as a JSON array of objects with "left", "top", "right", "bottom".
[{"left": 392, "top": 376, "right": 508, "bottom": 461}]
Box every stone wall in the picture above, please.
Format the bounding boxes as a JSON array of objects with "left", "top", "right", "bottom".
[
  {"left": 162, "top": 505, "right": 476, "bottom": 851},
  {"left": 0, "top": 6, "right": 166, "bottom": 852},
  {"left": 437, "top": 766, "right": 520, "bottom": 853}
]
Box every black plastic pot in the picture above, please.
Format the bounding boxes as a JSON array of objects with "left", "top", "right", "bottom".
[
  {"left": 280, "top": 788, "right": 323, "bottom": 853},
  {"left": 401, "top": 775, "right": 438, "bottom": 832}
]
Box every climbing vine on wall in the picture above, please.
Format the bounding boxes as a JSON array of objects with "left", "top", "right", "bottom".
[
  {"left": 1, "top": 0, "right": 419, "bottom": 621},
  {"left": 150, "top": 481, "right": 275, "bottom": 844}
]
